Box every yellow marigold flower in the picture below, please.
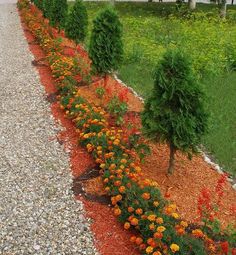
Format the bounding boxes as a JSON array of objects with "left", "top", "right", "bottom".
[
  {"left": 156, "top": 217, "right": 164, "bottom": 224},
  {"left": 157, "top": 226, "right": 166, "bottom": 233},
  {"left": 192, "top": 229, "right": 204, "bottom": 238},
  {"left": 171, "top": 212, "right": 179, "bottom": 219},
  {"left": 180, "top": 221, "right": 188, "bottom": 228},
  {"left": 153, "top": 201, "right": 159, "bottom": 207},
  {"left": 130, "top": 217, "right": 139, "bottom": 226},
  {"left": 170, "top": 243, "right": 180, "bottom": 253},
  {"left": 100, "top": 163, "right": 106, "bottom": 169},
  {"left": 147, "top": 214, "right": 156, "bottom": 222},
  {"left": 146, "top": 246, "right": 153, "bottom": 254},
  {"left": 124, "top": 222, "right": 130, "bottom": 230}
]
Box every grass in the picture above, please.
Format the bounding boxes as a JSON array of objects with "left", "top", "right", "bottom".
[{"left": 69, "top": 1, "right": 236, "bottom": 176}]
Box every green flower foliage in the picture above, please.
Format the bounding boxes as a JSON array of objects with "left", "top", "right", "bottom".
[
  {"left": 89, "top": 7, "right": 123, "bottom": 75},
  {"left": 65, "top": 0, "right": 88, "bottom": 44},
  {"left": 42, "top": 0, "right": 53, "bottom": 19},
  {"left": 49, "top": 0, "right": 68, "bottom": 29},
  {"left": 142, "top": 49, "right": 208, "bottom": 173}
]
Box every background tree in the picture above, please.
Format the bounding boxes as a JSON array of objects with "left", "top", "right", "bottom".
[
  {"left": 89, "top": 7, "right": 123, "bottom": 76},
  {"left": 142, "top": 49, "right": 208, "bottom": 174},
  {"left": 49, "top": 0, "right": 68, "bottom": 30},
  {"left": 188, "top": 0, "right": 196, "bottom": 10},
  {"left": 65, "top": 0, "right": 88, "bottom": 45}
]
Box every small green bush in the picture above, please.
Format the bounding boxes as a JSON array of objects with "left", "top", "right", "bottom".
[
  {"left": 49, "top": 0, "right": 68, "bottom": 29},
  {"left": 89, "top": 7, "right": 123, "bottom": 75},
  {"left": 65, "top": 0, "right": 88, "bottom": 44},
  {"left": 142, "top": 49, "right": 208, "bottom": 174}
]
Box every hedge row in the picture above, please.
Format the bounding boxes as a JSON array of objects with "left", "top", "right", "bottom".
[{"left": 17, "top": 1, "right": 235, "bottom": 254}]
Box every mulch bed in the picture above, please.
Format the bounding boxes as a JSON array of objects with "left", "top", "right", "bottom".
[{"left": 19, "top": 10, "right": 236, "bottom": 255}]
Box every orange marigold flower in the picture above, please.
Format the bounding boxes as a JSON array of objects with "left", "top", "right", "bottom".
[
  {"left": 156, "top": 217, "right": 163, "bottom": 224},
  {"left": 119, "top": 186, "right": 126, "bottom": 193},
  {"left": 128, "top": 207, "right": 134, "bottom": 213},
  {"left": 130, "top": 217, "right": 139, "bottom": 226},
  {"left": 130, "top": 236, "right": 136, "bottom": 243},
  {"left": 116, "top": 194, "right": 122, "bottom": 201},
  {"left": 146, "top": 246, "right": 153, "bottom": 254},
  {"left": 135, "top": 237, "right": 143, "bottom": 245},
  {"left": 103, "top": 178, "right": 109, "bottom": 184},
  {"left": 135, "top": 208, "right": 143, "bottom": 215},
  {"left": 157, "top": 226, "right": 166, "bottom": 233},
  {"left": 153, "top": 252, "right": 162, "bottom": 255},
  {"left": 192, "top": 229, "right": 204, "bottom": 238},
  {"left": 154, "top": 232, "right": 163, "bottom": 239},
  {"left": 104, "top": 186, "right": 110, "bottom": 192},
  {"left": 114, "top": 180, "right": 121, "bottom": 187},
  {"left": 147, "top": 214, "right": 156, "bottom": 222},
  {"left": 120, "top": 158, "right": 127, "bottom": 164},
  {"left": 170, "top": 243, "right": 180, "bottom": 253},
  {"left": 124, "top": 222, "right": 130, "bottom": 230},
  {"left": 113, "top": 208, "right": 121, "bottom": 216}
]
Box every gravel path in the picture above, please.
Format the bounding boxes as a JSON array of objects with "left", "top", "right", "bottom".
[{"left": 0, "top": 4, "right": 99, "bottom": 255}]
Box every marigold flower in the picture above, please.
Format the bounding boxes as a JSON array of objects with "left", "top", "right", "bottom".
[
  {"left": 170, "top": 243, "right": 180, "bottom": 253},
  {"left": 180, "top": 221, "right": 188, "bottom": 228},
  {"left": 135, "top": 208, "right": 143, "bottom": 215},
  {"left": 116, "top": 194, "right": 122, "bottom": 201},
  {"left": 154, "top": 232, "right": 163, "bottom": 239},
  {"left": 156, "top": 217, "right": 163, "bottom": 224},
  {"left": 119, "top": 186, "right": 126, "bottom": 193},
  {"left": 171, "top": 212, "right": 179, "bottom": 219},
  {"left": 153, "top": 252, "right": 162, "bottom": 255},
  {"left": 130, "top": 236, "right": 136, "bottom": 243},
  {"left": 149, "top": 223, "right": 156, "bottom": 231},
  {"left": 128, "top": 207, "right": 134, "bottom": 213},
  {"left": 130, "top": 217, "right": 139, "bottom": 226},
  {"left": 100, "top": 163, "right": 106, "bottom": 169},
  {"left": 192, "top": 229, "right": 204, "bottom": 238},
  {"left": 114, "top": 180, "right": 121, "bottom": 187},
  {"left": 113, "top": 208, "right": 121, "bottom": 216},
  {"left": 135, "top": 237, "right": 143, "bottom": 245},
  {"left": 146, "top": 246, "right": 153, "bottom": 254},
  {"left": 153, "top": 201, "right": 159, "bottom": 207},
  {"left": 157, "top": 226, "right": 166, "bottom": 233},
  {"left": 124, "top": 222, "right": 130, "bottom": 230},
  {"left": 147, "top": 214, "right": 156, "bottom": 221},
  {"left": 139, "top": 243, "right": 146, "bottom": 250}
]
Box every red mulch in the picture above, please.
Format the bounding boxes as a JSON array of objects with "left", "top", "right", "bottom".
[{"left": 19, "top": 10, "right": 236, "bottom": 255}]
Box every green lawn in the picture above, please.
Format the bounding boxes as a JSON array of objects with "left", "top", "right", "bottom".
[{"left": 69, "top": 1, "right": 236, "bottom": 176}]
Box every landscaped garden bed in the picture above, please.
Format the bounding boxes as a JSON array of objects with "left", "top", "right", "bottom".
[{"left": 18, "top": 0, "right": 236, "bottom": 254}]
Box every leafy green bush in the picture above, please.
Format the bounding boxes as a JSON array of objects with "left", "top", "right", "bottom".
[
  {"left": 142, "top": 49, "right": 208, "bottom": 174},
  {"left": 42, "top": 0, "right": 53, "bottom": 19},
  {"left": 89, "top": 7, "right": 123, "bottom": 75},
  {"left": 65, "top": 0, "right": 88, "bottom": 44},
  {"left": 49, "top": 0, "right": 68, "bottom": 29}
]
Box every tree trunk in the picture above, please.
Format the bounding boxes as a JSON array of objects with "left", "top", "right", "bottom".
[
  {"left": 232, "top": 0, "right": 234, "bottom": 5},
  {"left": 188, "top": 0, "right": 196, "bottom": 10},
  {"left": 167, "top": 143, "right": 176, "bottom": 175},
  {"left": 148, "top": 0, "right": 153, "bottom": 2},
  {"left": 219, "top": 0, "right": 227, "bottom": 18}
]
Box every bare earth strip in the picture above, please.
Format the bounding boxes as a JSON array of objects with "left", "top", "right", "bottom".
[{"left": 0, "top": 4, "right": 99, "bottom": 255}]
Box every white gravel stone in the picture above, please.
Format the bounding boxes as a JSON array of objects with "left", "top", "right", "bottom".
[{"left": 0, "top": 4, "right": 99, "bottom": 255}]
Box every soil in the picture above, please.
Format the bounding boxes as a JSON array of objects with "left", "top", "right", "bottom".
[{"left": 19, "top": 8, "right": 236, "bottom": 255}]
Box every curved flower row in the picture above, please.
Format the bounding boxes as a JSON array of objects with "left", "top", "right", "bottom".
[{"left": 18, "top": 1, "right": 235, "bottom": 254}]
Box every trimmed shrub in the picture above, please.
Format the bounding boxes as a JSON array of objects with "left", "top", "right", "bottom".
[
  {"left": 49, "top": 0, "right": 68, "bottom": 29},
  {"left": 42, "top": 0, "right": 53, "bottom": 19},
  {"left": 65, "top": 0, "right": 88, "bottom": 44},
  {"left": 142, "top": 49, "right": 208, "bottom": 174},
  {"left": 89, "top": 7, "right": 123, "bottom": 75}
]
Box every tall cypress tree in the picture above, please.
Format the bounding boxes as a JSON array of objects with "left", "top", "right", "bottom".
[
  {"left": 65, "top": 0, "right": 88, "bottom": 45},
  {"left": 89, "top": 7, "right": 123, "bottom": 75},
  {"left": 50, "top": 0, "right": 68, "bottom": 29},
  {"left": 42, "top": 0, "right": 53, "bottom": 19},
  {"left": 142, "top": 49, "right": 208, "bottom": 174}
]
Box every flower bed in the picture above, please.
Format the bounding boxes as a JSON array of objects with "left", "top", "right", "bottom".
[{"left": 18, "top": 1, "right": 236, "bottom": 254}]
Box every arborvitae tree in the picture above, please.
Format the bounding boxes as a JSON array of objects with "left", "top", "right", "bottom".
[
  {"left": 89, "top": 7, "right": 123, "bottom": 75},
  {"left": 42, "top": 0, "right": 53, "bottom": 19},
  {"left": 142, "top": 49, "right": 208, "bottom": 174},
  {"left": 34, "top": 0, "right": 43, "bottom": 10},
  {"left": 49, "top": 0, "right": 68, "bottom": 30},
  {"left": 65, "top": 0, "right": 88, "bottom": 45}
]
